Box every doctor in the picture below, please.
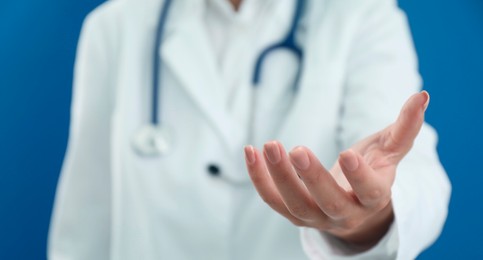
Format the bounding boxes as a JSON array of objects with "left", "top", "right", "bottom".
[{"left": 49, "top": 0, "right": 451, "bottom": 259}]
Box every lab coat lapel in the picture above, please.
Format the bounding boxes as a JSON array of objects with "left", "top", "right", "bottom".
[{"left": 161, "top": 14, "right": 246, "bottom": 153}]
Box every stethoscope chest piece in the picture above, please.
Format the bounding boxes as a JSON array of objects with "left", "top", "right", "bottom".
[{"left": 132, "top": 125, "right": 172, "bottom": 156}]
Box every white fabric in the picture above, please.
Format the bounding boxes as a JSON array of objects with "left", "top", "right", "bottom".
[{"left": 48, "top": 0, "right": 451, "bottom": 259}]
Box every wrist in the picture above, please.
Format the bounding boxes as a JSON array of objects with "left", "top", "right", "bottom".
[{"left": 327, "top": 202, "right": 394, "bottom": 250}]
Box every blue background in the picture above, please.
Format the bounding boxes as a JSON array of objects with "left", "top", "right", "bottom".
[{"left": 0, "top": 0, "right": 481, "bottom": 259}]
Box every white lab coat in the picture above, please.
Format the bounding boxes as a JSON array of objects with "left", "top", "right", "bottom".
[{"left": 48, "top": 0, "right": 451, "bottom": 259}]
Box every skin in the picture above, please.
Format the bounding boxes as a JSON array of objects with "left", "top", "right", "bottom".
[
  {"left": 229, "top": 0, "right": 243, "bottom": 11},
  {"left": 244, "top": 91, "right": 430, "bottom": 249}
]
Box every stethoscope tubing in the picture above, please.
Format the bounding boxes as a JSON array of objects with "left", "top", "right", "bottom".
[
  {"left": 133, "top": 0, "right": 306, "bottom": 159},
  {"left": 152, "top": 0, "right": 173, "bottom": 125},
  {"left": 252, "top": 0, "right": 305, "bottom": 90}
]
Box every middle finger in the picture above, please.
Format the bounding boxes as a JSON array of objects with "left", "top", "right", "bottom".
[
  {"left": 263, "top": 141, "right": 325, "bottom": 222},
  {"left": 289, "top": 146, "right": 360, "bottom": 220}
]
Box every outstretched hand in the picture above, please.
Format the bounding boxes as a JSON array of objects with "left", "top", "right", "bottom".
[{"left": 244, "top": 91, "right": 429, "bottom": 248}]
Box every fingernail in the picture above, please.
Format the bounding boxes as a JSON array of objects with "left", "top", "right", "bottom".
[
  {"left": 244, "top": 146, "right": 256, "bottom": 165},
  {"left": 421, "top": 90, "right": 430, "bottom": 111},
  {"left": 289, "top": 147, "right": 310, "bottom": 170},
  {"left": 264, "top": 141, "right": 281, "bottom": 164},
  {"left": 340, "top": 150, "right": 359, "bottom": 171}
]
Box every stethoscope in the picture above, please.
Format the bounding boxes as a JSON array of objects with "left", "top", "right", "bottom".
[{"left": 132, "top": 0, "right": 306, "bottom": 157}]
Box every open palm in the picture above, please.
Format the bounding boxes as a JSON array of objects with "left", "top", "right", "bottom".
[{"left": 244, "top": 91, "right": 429, "bottom": 247}]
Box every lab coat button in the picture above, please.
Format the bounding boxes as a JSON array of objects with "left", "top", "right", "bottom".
[{"left": 207, "top": 164, "right": 221, "bottom": 176}]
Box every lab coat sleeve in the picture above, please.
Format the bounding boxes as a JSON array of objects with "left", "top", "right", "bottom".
[
  {"left": 301, "top": 0, "right": 451, "bottom": 259},
  {"left": 48, "top": 4, "right": 117, "bottom": 260}
]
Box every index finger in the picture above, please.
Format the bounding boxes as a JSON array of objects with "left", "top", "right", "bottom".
[{"left": 244, "top": 146, "right": 306, "bottom": 226}]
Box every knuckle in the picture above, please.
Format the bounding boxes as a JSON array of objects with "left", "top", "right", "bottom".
[
  {"left": 289, "top": 205, "right": 311, "bottom": 219},
  {"left": 302, "top": 171, "right": 321, "bottom": 186},
  {"left": 289, "top": 218, "right": 305, "bottom": 227},
  {"left": 359, "top": 188, "right": 382, "bottom": 204},
  {"left": 325, "top": 201, "right": 347, "bottom": 217},
  {"left": 274, "top": 173, "right": 290, "bottom": 185},
  {"left": 250, "top": 174, "right": 265, "bottom": 186},
  {"left": 361, "top": 188, "right": 382, "bottom": 203},
  {"left": 374, "top": 196, "right": 391, "bottom": 211},
  {"left": 261, "top": 196, "right": 278, "bottom": 208},
  {"left": 361, "top": 188, "right": 391, "bottom": 208},
  {"left": 384, "top": 128, "right": 401, "bottom": 152}
]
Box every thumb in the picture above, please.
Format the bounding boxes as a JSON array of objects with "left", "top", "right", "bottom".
[{"left": 385, "top": 91, "right": 429, "bottom": 154}]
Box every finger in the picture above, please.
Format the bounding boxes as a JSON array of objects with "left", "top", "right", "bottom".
[
  {"left": 289, "top": 146, "right": 360, "bottom": 219},
  {"left": 263, "top": 141, "right": 326, "bottom": 222},
  {"left": 339, "top": 149, "right": 392, "bottom": 209},
  {"left": 244, "top": 145, "right": 305, "bottom": 226},
  {"left": 386, "top": 91, "right": 429, "bottom": 154}
]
